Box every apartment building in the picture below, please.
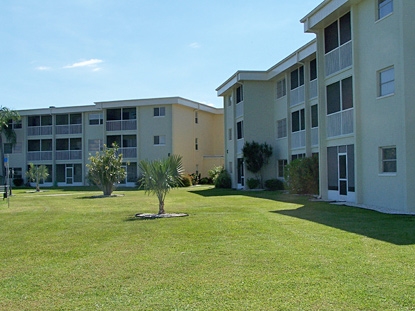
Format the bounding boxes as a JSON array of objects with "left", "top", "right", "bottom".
[
  {"left": 217, "top": 0, "right": 415, "bottom": 213},
  {"left": 6, "top": 97, "right": 224, "bottom": 187}
]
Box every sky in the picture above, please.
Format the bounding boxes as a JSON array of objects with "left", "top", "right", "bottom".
[{"left": 1, "top": 0, "right": 322, "bottom": 111}]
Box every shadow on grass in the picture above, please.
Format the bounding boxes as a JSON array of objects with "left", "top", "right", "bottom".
[{"left": 189, "top": 187, "right": 415, "bottom": 245}]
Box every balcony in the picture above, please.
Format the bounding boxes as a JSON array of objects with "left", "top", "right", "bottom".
[
  {"left": 290, "top": 85, "right": 305, "bottom": 107},
  {"left": 291, "top": 130, "right": 305, "bottom": 149},
  {"left": 55, "top": 150, "right": 82, "bottom": 160},
  {"left": 235, "top": 102, "right": 244, "bottom": 119},
  {"left": 325, "top": 41, "right": 352, "bottom": 77},
  {"left": 56, "top": 124, "right": 82, "bottom": 135},
  {"left": 309, "top": 79, "right": 318, "bottom": 100},
  {"left": 327, "top": 109, "right": 353, "bottom": 137},
  {"left": 118, "top": 147, "right": 137, "bottom": 158},
  {"left": 27, "top": 126, "right": 52, "bottom": 136},
  {"left": 311, "top": 127, "right": 319, "bottom": 146},
  {"left": 106, "top": 120, "right": 137, "bottom": 131},
  {"left": 27, "top": 151, "right": 53, "bottom": 161}
]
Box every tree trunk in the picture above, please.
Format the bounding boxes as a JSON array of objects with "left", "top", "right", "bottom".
[
  {"left": 158, "top": 201, "right": 165, "bottom": 214},
  {"left": 103, "top": 183, "right": 113, "bottom": 196}
]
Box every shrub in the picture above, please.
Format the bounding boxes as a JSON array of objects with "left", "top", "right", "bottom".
[
  {"left": 214, "top": 170, "right": 232, "bottom": 189},
  {"left": 284, "top": 156, "right": 319, "bottom": 195},
  {"left": 13, "top": 178, "right": 24, "bottom": 187},
  {"left": 265, "top": 179, "right": 284, "bottom": 191},
  {"left": 247, "top": 178, "right": 260, "bottom": 189},
  {"left": 208, "top": 166, "right": 224, "bottom": 183},
  {"left": 180, "top": 175, "right": 192, "bottom": 187},
  {"left": 199, "top": 177, "right": 212, "bottom": 185}
]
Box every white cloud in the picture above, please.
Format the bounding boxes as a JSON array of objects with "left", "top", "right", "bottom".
[
  {"left": 35, "top": 66, "right": 52, "bottom": 71},
  {"left": 189, "top": 42, "right": 201, "bottom": 49},
  {"left": 64, "top": 59, "right": 103, "bottom": 69}
]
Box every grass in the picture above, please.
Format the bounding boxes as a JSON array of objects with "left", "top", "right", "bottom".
[{"left": 1, "top": 186, "right": 415, "bottom": 310}]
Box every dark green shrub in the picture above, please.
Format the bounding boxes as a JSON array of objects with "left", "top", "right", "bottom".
[
  {"left": 199, "top": 177, "right": 212, "bottom": 185},
  {"left": 265, "top": 179, "right": 284, "bottom": 191},
  {"left": 247, "top": 178, "right": 260, "bottom": 189},
  {"left": 180, "top": 175, "right": 192, "bottom": 187},
  {"left": 214, "top": 170, "right": 232, "bottom": 189},
  {"left": 284, "top": 156, "right": 319, "bottom": 195},
  {"left": 13, "top": 178, "right": 24, "bottom": 187}
]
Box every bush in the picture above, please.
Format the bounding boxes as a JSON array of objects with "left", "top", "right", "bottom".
[
  {"left": 247, "top": 178, "right": 260, "bottom": 189},
  {"left": 265, "top": 179, "right": 285, "bottom": 191},
  {"left": 214, "top": 170, "right": 232, "bottom": 189},
  {"left": 199, "top": 177, "right": 212, "bottom": 185},
  {"left": 13, "top": 178, "right": 24, "bottom": 187},
  {"left": 284, "top": 156, "right": 319, "bottom": 195},
  {"left": 180, "top": 175, "right": 192, "bottom": 187},
  {"left": 208, "top": 166, "right": 224, "bottom": 183}
]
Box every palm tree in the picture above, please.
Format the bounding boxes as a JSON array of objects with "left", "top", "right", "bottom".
[
  {"left": 26, "top": 163, "right": 49, "bottom": 192},
  {"left": 0, "top": 107, "right": 21, "bottom": 182},
  {"left": 139, "top": 155, "right": 184, "bottom": 214}
]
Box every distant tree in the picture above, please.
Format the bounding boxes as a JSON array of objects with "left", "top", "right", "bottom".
[
  {"left": 26, "top": 163, "right": 49, "bottom": 192},
  {"left": 138, "top": 155, "right": 184, "bottom": 214},
  {"left": 86, "top": 143, "right": 126, "bottom": 196},
  {"left": 242, "top": 141, "right": 273, "bottom": 187},
  {"left": 0, "top": 107, "right": 21, "bottom": 182}
]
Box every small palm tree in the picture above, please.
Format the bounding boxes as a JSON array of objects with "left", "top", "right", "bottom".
[
  {"left": 0, "top": 107, "right": 21, "bottom": 182},
  {"left": 26, "top": 163, "right": 49, "bottom": 192},
  {"left": 139, "top": 155, "right": 184, "bottom": 214}
]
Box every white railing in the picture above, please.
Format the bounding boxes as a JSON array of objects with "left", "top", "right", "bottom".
[
  {"left": 309, "top": 79, "right": 318, "bottom": 99},
  {"left": 291, "top": 130, "right": 305, "bottom": 149},
  {"left": 27, "top": 126, "right": 52, "bottom": 136},
  {"left": 118, "top": 147, "right": 137, "bottom": 158},
  {"left": 235, "top": 102, "right": 244, "bottom": 119},
  {"left": 55, "top": 150, "right": 82, "bottom": 160},
  {"left": 106, "top": 120, "right": 137, "bottom": 131},
  {"left": 27, "top": 151, "right": 53, "bottom": 161},
  {"left": 325, "top": 41, "right": 352, "bottom": 76},
  {"left": 311, "top": 127, "right": 319, "bottom": 146},
  {"left": 327, "top": 108, "right": 353, "bottom": 137},
  {"left": 290, "top": 85, "right": 305, "bottom": 107},
  {"left": 237, "top": 139, "right": 244, "bottom": 155},
  {"left": 56, "top": 124, "right": 82, "bottom": 135}
]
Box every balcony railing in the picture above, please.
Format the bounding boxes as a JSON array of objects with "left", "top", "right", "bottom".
[
  {"left": 118, "top": 147, "right": 137, "bottom": 158},
  {"left": 106, "top": 120, "right": 137, "bottom": 131},
  {"left": 325, "top": 41, "right": 352, "bottom": 76},
  {"left": 327, "top": 108, "right": 353, "bottom": 137},
  {"left": 235, "top": 102, "right": 244, "bottom": 119},
  {"left": 290, "top": 85, "right": 305, "bottom": 107},
  {"left": 55, "top": 150, "right": 82, "bottom": 160},
  {"left": 311, "top": 127, "right": 319, "bottom": 146},
  {"left": 27, "top": 126, "right": 52, "bottom": 136},
  {"left": 27, "top": 151, "right": 53, "bottom": 161},
  {"left": 55, "top": 124, "right": 82, "bottom": 135},
  {"left": 237, "top": 138, "right": 244, "bottom": 155},
  {"left": 291, "top": 130, "right": 305, "bottom": 149},
  {"left": 309, "top": 79, "right": 318, "bottom": 99}
]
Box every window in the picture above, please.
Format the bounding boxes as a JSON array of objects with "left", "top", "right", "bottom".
[
  {"left": 56, "top": 114, "right": 68, "bottom": 125},
  {"left": 89, "top": 113, "right": 103, "bottom": 125},
  {"left": 236, "top": 85, "right": 243, "bottom": 103},
  {"left": 277, "top": 118, "right": 287, "bottom": 139},
  {"left": 381, "top": 147, "right": 396, "bottom": 173},
  {"left": 4, "top": 143, "right": 12, "bottom": 154},
  {"left": 195, "top": 138, "right": 198, "bottom": 150},
  {"left": 154, "top": 107, "right": 165, "bottom": 117},
  {"left": 228, "top": 128, "right": 232, "bottom": 141},
  {"left": 291, "top": 66, "right": 304, "bottom": 90},
  {"left": 70, "top": 114, "right": 82, "bottom": 125},
  {"left": 291, "top": 109, "right": 305, "bottom": 133},
  {"left": 154, "top": 135, "right": 166, "bottom": 145},
  {"left": 10, "top": 167, "right": 22, "bottom": 179},
  {"left": 327, "top": 76, "right": 353, "bottom": 114},
  {"left": 324, "top": 12, "right": 351, "bottom": 54},
  {"left": 228, "top": 95, "right": 233, "bottom": 107},
  {"left": 311, "top": 105, "right": 318, "bottom": 128},
  {"left": 278, "top": 160, "right": 287, "bottom": 178},
  {"left": 236, "top": 121, "right": 244, "bottom": 139},
  {"left": 291, "top": 154, "right": 305, "bottom": 161},
  {"left": 276, "top": 78, "right": 286, "bottom": 98},
  {"left": 379, "top": 67, "right": 394, "bottom": 97},
  {"left": 228, "top": 162, "right": 233, "bottom": 174},
  {"left": 28, "top": 116, "right": 40, "bottom": 127},
  {"left": 310, "top": 59, "right": 317, "bottom": 81},
  {"left": 8, "top": 119, "right": 22, "bottom": 129},
  {"left": 195, "top": 111, "right": 198, "bottom": 124},
  {"left": 378, "top": 0, "right": 393, "bottom": 19}
]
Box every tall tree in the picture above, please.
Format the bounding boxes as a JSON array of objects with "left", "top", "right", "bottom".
[
  {"left": 138, "top": 155, "right": 184, "bottom": 214},
  {"left": 26, "top": 163, "right": 49, "bottom": 192},
  {"left": 0, "top": 107, "right": 21, "bottom": 182},
  {"left": 86, "top": 143, "right": 126, "bottom": 196},
  {"left": 242, "top": 141, "right": 273, "bottom": 187}
]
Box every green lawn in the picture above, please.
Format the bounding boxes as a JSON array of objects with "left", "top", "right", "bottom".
[{"left": 1, "top": 186, "right": 415, "bottom": 310}]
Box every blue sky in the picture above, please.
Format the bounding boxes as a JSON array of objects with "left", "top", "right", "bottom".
[{"left": 1, "top": 0, "right": 321, "bottom": 110}]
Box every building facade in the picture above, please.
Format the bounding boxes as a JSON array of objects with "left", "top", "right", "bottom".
[
  {"left": 218, "top": 0, "right": 415, "bottom": 213},
  {"left": 6, "top": 97, "right": 224, "bottom": 187}
]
